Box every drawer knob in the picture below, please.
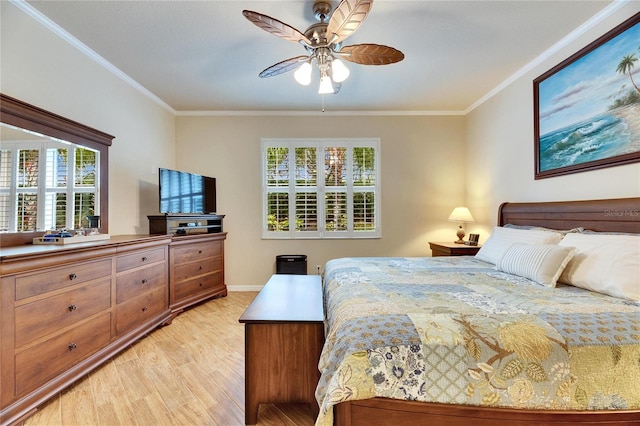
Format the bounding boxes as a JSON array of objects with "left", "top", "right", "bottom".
[
  {"left": 199, "top": 283, "right": 203, "bottom": 287},
  {"left": 141, "top": 279, "right": 148, "bottom": 284},
  {"left": 69, "top": 273, "right": 77, "bottom": 280},
  {"left": 68, "top": 304, "right": 77, "bottom": 312},
  {"left": 142, "top": 306, "right": 148, "bottom": 312},
  {"left": 68, "top": 343, "right": 77, "bottom": 351},
  {"left": 199, "top": 266, "right": 203, "bottom": 270},
  {"left": 141, "top": 256, "right": 148, "bottom": 262}
]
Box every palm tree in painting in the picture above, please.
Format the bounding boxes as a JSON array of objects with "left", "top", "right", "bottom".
[{"left": 616, "top": 54, "right": 640, "bottom": 95}]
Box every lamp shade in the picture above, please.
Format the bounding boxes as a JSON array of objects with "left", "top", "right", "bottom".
[{"left": 448, "top": 207, "right": 474, "bottom": 223}]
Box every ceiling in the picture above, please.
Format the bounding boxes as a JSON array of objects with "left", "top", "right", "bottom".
[{"left": 23, "top": 0, "right": 617, "bottom": 113}]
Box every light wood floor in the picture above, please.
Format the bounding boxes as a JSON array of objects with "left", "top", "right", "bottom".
[{"left": 21, "top": 292, "right": 316, "bottom": 426}]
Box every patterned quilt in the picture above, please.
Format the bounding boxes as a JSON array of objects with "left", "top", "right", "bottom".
[{"left": 315, "top": 256, "right": 640, "bottom": 426}]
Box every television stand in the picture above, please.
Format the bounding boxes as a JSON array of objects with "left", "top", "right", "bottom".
[{"left": 147, "top": 213, "right": 224, "bottom": 236}]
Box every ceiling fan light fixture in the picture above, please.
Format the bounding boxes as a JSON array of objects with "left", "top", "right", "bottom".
[
  {"left": 318, "top": 74, "right": 334, "bottom": 94},
  {"left": 294, "top": 61, "right": 313, "bottom": 85},
  {"left": 331, "top": 58, "right": 349, "bottom": 83},
  {"left": 244, "top": 0, "right": 404, "bottom": 98}
]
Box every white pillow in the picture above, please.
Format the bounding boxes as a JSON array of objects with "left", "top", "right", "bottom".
[
  {"left": 558, "top": 233, "right": 640, "bottom": 301},
  {"left": 475, "top": 227, "right": 564, "bottom": 265},
  {"left": 496, "top": 243, "right": 577, "bottom": 287}
]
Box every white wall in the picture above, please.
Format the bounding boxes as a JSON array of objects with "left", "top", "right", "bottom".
[
  {"left": 466, "top": 3, "right": 640, "bottom": 239},
  {"left": 175, "top": 114, "right": 466, "bottom": 286},
  {"left": 0, "top": 2, "right": 176, "bottom": 235}
]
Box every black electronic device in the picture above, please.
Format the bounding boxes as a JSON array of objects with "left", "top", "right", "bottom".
[
  {"left": 159, "top": 167, "right": 216, "bottom": 214},
  {"left": 466, "top": 233, "right": 480, "bottom": 246}
]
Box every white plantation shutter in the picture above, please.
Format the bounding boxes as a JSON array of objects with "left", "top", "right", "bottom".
[
  {"left": 295, "top": 191, "right": 318, "bottom": 232},
  {"left": 0, "top": 149, "right": 12, "bottom": 231},
  {"left": 266, "top": 146, "right": 290, "bottom": 231},
  {"left": 262, "top": 138, "right": 380, "bottom": 239},
  {"left": 72, "top": 147, "right": 98, "bottom": 229},
  {"left": 325, "top": 191, "right": 347, "bottom": 231},
  {"left": 294, "top": 147, "right": 318, "bottom": 232},
  {"left": 1, "top": 141, "right": 99, "bottom": 232},
  {"left": 44, "top": 147, "right": 65, "bottom": 230},
  {"left": 16, "top": 148, "right": 39, "bottom": 231}
]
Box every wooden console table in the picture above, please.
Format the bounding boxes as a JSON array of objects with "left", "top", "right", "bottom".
[{"left": 239, "top": 274, "right": 324, "bottom": 425}]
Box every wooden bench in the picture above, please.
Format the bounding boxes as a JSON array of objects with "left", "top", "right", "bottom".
[{"left": 239, "top": 274, "right": 324, "bottom": 425}]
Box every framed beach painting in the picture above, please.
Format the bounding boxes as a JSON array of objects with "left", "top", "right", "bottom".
[{"left": 534, "top": 12, "right": 640, "bottom": 179}]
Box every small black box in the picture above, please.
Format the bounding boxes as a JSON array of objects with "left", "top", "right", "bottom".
[{"left": 276, "top": 255, "right": 307, "bottom": 275}]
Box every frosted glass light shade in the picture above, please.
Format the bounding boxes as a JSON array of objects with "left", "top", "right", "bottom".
[
  {"left": 331, "top": 58, "right": 350, "bottom": 83},
  {"left": 318, "top": 75, "right": 334, "bottom": 94},
  {"left": 294, "top": 62, "right": 312, "bottom": 85}
]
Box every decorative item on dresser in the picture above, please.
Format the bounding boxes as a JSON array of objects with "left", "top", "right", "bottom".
[
  {"left": 0, "top": 235, "right": 172, "bottom": 426},
  {"left": 429, "top": 241, "right": 481, "bottom": 257}
]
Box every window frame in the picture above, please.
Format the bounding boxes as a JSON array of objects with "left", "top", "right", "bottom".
[
  {"left": 261, "top": 138, "right": 381, "bottom": 239},
  {"left": 0, "top": 139, "right": 99, "bottom": 232}
]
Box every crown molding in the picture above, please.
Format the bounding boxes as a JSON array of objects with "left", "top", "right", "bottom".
[{"left": 9, "top": 0, "right": 176, "bottom": 115}]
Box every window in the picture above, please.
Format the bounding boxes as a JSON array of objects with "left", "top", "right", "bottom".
[
  {"left": 0, "top": 140, "right": 99, "bottom": 232},
  {"left": 262, "top": 138, "right": 380, "bottom": 239}
]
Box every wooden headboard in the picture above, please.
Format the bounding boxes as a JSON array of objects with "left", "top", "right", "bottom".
[{"left": 498, "top": 198, "right": 640, "bottom": 233}]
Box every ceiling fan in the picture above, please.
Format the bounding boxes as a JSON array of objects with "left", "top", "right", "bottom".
[{"left": 242, "top": 0, "right": 404, "bottom": 94}]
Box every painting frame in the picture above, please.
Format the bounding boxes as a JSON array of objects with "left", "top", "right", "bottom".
[{"left": 534, "top": 12, "right": 640, "bottom": 180}]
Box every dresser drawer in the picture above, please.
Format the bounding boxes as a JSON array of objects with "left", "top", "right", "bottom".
[
  {"left": 116, "top": 263, "right": 166, "bottom": 304},
  {"left": 172, "top": 241, "right": 221, "bottom": 263},
  {"left": 116, "top": 288, "right": 167, "bottom": 336},
  {"left": 173, "top": 255, "right": 222, "bottom": 283},
  {"left": 174, "top": 270, "right": 223, "bottom": 301},
  {"left": 15, "top": 313, "right": 111, "bottom": 397},
  {"left": 15, "top": 280, "right": 112, "bottom": 348},
  {"left": 116, "top": 247, "right": 166, "bottom": 273},
  {"left": 15, "top": 258, "right": 112, "bottom": 300}
]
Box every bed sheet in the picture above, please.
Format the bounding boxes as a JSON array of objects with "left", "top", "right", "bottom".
[{"left": 316, "top": 256, "right": 640, "bottom": 426}]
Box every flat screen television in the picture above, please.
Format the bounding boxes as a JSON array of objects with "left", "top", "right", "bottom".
[{"left": 159, "top": 168, "right": 216, "bottom": 214}]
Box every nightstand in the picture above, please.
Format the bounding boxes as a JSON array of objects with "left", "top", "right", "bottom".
[{"left": 429, "top": 241, "right": 481, "bottom": 257}]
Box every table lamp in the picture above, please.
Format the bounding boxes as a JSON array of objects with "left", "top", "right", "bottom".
[{"left": 448, "top": 207, "right": 474, "bottom": 244}]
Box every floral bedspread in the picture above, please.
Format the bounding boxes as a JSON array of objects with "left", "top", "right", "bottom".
[{"left": 315, "top": 256, "right": 640, "bottom": 426}]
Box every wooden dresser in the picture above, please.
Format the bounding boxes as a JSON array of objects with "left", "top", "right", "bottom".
[
  {"left": 168, "top": 233, "right": 227, "bottom": 320},
  {"left": 0, "top": 235, "right": 172, "bottom": 425}
]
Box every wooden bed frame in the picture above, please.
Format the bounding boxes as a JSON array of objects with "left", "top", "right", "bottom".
[{"left": 333, "top": 197, "right": 640, "bottom": 426}]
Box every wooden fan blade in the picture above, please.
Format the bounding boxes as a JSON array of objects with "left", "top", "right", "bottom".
[
  {"left": 326, "top": 0, "right": 373, "bottom": 45},
  {"left": 243, "top": 10, "right": 311, "bottom": 45},
  {"left": 258, "top": 55, "right": 310, "bottom": 78},
  {"left": 339, "top": 44, "right": 405, "bottom": 65}
]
